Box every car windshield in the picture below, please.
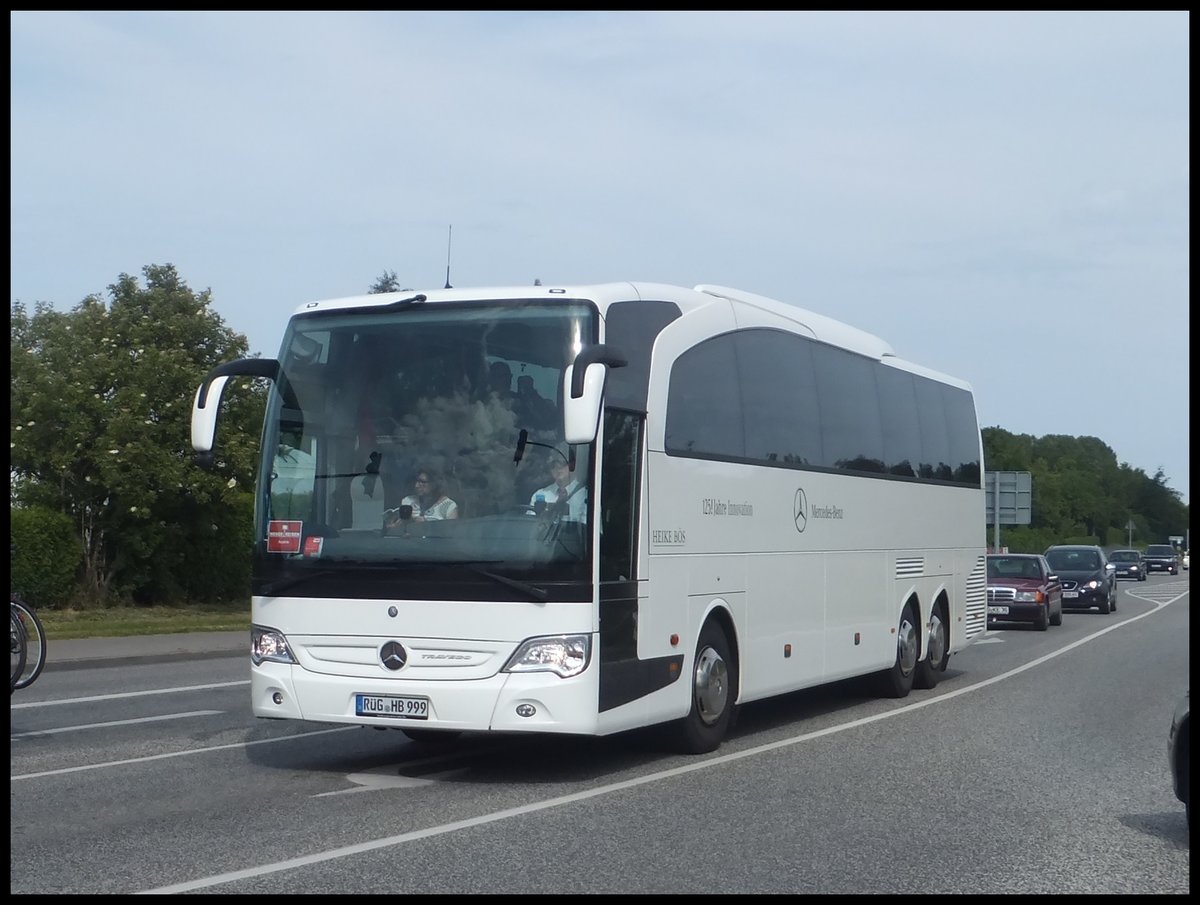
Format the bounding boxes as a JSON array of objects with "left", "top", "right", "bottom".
[
  {"left": 1110, "top": 551, "right": 1139, "bottom": 562},
  {"left": 987, "top": 557, "right": 1041, "bottom": 579},
  {"left": 1146, "top": 546, "right": 1175, "bottom": 556},
  {"left": 1045, "top": 549, "right": 1100, "bottom": 571}
]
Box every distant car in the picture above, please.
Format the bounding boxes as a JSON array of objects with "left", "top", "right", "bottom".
[
  {"left": 985, "top": 553, "right": 1063, "bottom": 631},
  {"left": 1043, "top": 544, "right": 1117, "bottom": 614},
  {"left": 1143, "top": 544, "right": 1180, "bottom": 575},
  {"left": 1107, "top": 548, "right": 1147, "bottom": 581},
  {"left": 1168, "top": 690, "right": 1189, "bottom": 827},
  {"left": 1183, "top": 550, "right": 1190, "bottom": 571}
]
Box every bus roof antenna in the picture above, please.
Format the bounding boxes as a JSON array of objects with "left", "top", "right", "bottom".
[{"left": 444, "top": 224, "right": 453, "bottom": 289}]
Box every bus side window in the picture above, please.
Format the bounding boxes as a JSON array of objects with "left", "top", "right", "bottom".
[{"left": 599, "top": 410, "right": 640, "bottom": 582}]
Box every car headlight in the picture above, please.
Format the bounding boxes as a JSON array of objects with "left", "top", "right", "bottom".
[
  {"left": 1015, "top": 590, "right": 1040, "bottom": 602},
  {"left": 503, "top": 634, "right": 591, "bottom": 678},
  {"left": 1085, "top": 579, "right": 1101, "bottom": 590},
  {"left": 251, "top": 625, "right": 295, "bottom": 665}
]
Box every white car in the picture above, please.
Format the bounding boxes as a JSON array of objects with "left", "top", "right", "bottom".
[{"left": 1183, "top": 550, "right": 1190, "bottom": 570}]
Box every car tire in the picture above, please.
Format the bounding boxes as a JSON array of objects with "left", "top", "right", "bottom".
[
  {"left": 1050, "top": 599, "right": 1063, "bottom": 626},
  {"left": 1096, "top": 593, "right": 1111, "bottom": 615},
  {"left": 876, "top": 602, "right": 918, "bottom": 698},
  {"left": 1109, "top": 586, "right": 1117, "bottom": 612},
  {"left": 1034, "top": 605, "right": 1049, "bottom": 631}
]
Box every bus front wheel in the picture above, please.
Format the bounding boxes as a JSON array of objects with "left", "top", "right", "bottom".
[
  {"left": 673, "top": 621, "right": 737, "bottom": 755},
  {"left": 877, "top": 602, "right": 918, "bottom": 698}
]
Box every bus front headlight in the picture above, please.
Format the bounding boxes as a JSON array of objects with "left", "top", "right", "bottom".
[
  {"left": 503, "top": 634, "right": 591, "bottom": 679},
  {"left": 251, "top": 625, "right": 295, "bottom": 665}
]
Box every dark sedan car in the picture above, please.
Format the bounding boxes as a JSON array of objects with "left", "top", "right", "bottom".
[
  {"left": 1108, "top": 548, "right": 1147, "bottom": 581},
  {"left": 986, "top": 553, "right": 1064, "bottom": 631},
  {"left": 1143, "top": 544, "right": 1180, "bottom": 575},
  {"left": 1043, "top": 544, "right": 1117, "bottom": 614}
]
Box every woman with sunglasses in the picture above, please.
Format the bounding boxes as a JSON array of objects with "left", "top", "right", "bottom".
[{"left": 385, "top": 467, "right": 459, "bottom": 528}]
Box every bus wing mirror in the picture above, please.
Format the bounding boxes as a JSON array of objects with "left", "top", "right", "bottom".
[
  {"left": 562, "top": 344, "right": 626, "bottom": 445},
  {"left": 191, "top": 358, "right": 280, "bottom": 466},
  {"left": 191, "top": 375, "right": 232, "bottom": 461}
]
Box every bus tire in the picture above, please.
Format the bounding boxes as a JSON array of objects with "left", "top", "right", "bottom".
[
  {"left": 913, "top": 602, "right": 948, "bottom": 690},
  {"left": 673, "top": 621, "right": 737, "bottom": 755},
  {"left": 877, "top": 602, "right": 918, "bottom": 698}
]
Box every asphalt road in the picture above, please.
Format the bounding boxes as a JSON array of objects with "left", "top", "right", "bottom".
[{"left": 12, "top": 574, "right": 1190, "bottom": 894}]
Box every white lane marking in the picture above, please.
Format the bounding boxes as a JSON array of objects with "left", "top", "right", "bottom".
[
  {"left": 10, "top": 681, "right": 250, "bottom": 710},
  {"left": 134, "top": 590, "right": 1188, "bottom": 895},
  {"left": 315, "top": 767, "right": 473, "bottom": 795},
  {"left": 10, "top": 727, "right": 358, "bottom": 780},
  {"left": 10, "top": 711, "right": 223, "bottom": 739}
]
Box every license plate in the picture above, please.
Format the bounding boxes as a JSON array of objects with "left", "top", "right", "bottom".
[
  {"left": 355, "top": 694, "right": 429, "bottom": 720},
  {"left": 988, "top": 606, "right": 1009, "bottom": 615},
  {"left": 1063, "top": 590, "right": 1079, "bottom": 599}
]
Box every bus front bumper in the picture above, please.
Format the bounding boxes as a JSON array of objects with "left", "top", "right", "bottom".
[{"left": 250, "top": 661, "right": 601, "bottom": 735}]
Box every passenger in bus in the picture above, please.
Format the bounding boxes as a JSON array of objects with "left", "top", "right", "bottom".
[
  {"left": 487, "top": 361, "right": 515, "bottom": 402},
  {"left": 514, "top": 375, "right": 556, "bottom": 430},
  {"left": 529, "top": 453, "right": 586, "bottom": 522},
  {"left": 384, "top": 467, "right": 459, "bottom": 527}
]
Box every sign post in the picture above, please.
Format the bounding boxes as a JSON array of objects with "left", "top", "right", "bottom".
[{"left": 984, "top": 471, "right": 1032, "bottom": 552}]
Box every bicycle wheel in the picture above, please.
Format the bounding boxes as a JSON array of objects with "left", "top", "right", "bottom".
[
  {"left": 11, "top": 597, "right": 46, "bottom": 690},
  {"left": 10, "top": 606, "right": 27, "bottom": 694}
]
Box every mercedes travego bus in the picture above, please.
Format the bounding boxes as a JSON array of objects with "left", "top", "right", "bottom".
[{"left": 191, "top": 282, "right": 988, "bottom": 754}]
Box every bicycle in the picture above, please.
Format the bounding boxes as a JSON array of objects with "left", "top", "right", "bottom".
[
  {"left": 11, "top": 594, "right": 46, "bottom": 691},
  {"left": 10, "top": 605, "right": 27, "bottom": 694},
  {"left": 10, "top": 543, "right": 47, "bottom": 692}
]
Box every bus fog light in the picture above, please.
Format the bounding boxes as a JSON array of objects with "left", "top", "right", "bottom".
[
  {"left": 503, "top": 634, "right": 591, "bottom": 678},
  {"left": 251, "top": 626, "right": 295, "bottom": 665}
]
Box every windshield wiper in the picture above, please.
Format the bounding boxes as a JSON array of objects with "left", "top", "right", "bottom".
[{"left": 461, "top": 563, "right": 548, "bottom": 602}]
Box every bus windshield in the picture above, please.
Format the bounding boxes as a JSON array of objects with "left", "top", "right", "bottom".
[{"left": 256, "top": 299, "right": 597, "bottom": 594}]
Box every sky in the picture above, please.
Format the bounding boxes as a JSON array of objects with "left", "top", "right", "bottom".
[{"left": 10, "top": 11, "right": 1190, "bottom": 506}]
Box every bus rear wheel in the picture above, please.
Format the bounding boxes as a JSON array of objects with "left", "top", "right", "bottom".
[
  {"left": 913, "top": 602, "right": 948, "bottom": 689},
  {"left": 673, "top": 621, "right": 737, "bottom": 755},
  {"left": 877, "top": 602, "right": 918, "bottom": 698}
]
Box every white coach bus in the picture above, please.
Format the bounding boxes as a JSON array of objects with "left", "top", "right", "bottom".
[{"left": 192, "top": 282, "right": 987, "bottom": 754}]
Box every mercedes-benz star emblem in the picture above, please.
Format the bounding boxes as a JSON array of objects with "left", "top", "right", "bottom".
[
  {"left": 793, "top": 488, "right": 808, "bottom": 534},
  {"left": 380, "top": 641, "right": 408, "bottom": 671}
]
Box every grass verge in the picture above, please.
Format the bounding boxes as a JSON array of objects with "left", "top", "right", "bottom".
[{"left": 35, "top": 603, "right": 251, "bottom": 640}]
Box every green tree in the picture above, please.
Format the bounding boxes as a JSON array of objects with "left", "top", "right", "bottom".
[
  {"left": 369, "top": 270, "right": 406, "bottom": 294},
  {"left": 981, "top": 426, "right": 1188, "bottom": 553},
  {"left": 10, "top": 264, "right": 266, "bottom": 605}
]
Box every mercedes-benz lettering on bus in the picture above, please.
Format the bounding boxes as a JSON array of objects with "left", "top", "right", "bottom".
[{"left": 191, "top": 282, "right": 987, "bottom": 753}]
